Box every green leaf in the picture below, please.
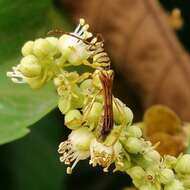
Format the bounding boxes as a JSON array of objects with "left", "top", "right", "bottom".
[
  {"left": 5, "top": 110, "right": 66, "bottom": 190},
  {"left": 0, "top": 0, "right": 71, "bottom": 63},
  {"left": 0, "top": 60, "right": 57, "bottom": 144},
  {"left": 0, "top": 0, "right": 71, "bottom": 144}
]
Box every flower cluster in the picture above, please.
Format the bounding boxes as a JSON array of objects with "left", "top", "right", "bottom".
[
  {"left": 7, "top": 37, "right": 60, "bottom": 88},
  {"left": 7, "top": 19, "right": 190, "bottom": 190}
]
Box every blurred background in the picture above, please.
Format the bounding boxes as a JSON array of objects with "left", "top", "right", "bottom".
[{"left": 0, "top": 0, "right": 190, "bottom": 190}]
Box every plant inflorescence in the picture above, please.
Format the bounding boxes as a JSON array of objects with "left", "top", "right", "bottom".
[{"left": 7, "top": 19, "right": 190, "bottom": 190}]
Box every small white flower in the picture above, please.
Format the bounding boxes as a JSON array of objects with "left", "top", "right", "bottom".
[
  {"left": 58, "top": 127, "right": 94, "bottom": 174},
  {"left": 58, "top": 19, "right": 93, "bottom": 65},
  {"left": 89, "top": 139, "right": 122, "bottom": 172}
]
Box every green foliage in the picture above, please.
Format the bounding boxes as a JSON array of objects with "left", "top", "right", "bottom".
[
  {"left": 0, "top": 110, "right": 66, "bottom": 190},
  {"left": 0, "top": 0, "right": 71, "bottom": 144}
]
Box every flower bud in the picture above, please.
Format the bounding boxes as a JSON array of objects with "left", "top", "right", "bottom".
[
  {"left": 21, "top": 41, "right": 34, "bottom": 56},
  {"left": 58, "top": 86, "right": 84, "bottom": 114},
  {"left": 18, "top": 55, "right": 41, "bottom": 77},
  {"left": 66, "top": 71, "right": 79, "bottom": 82},
  {"left": 126, "top": 125, "right": 142, "bottom": 138},
  {"left": 71, "top": 85, "right": 85, "bottom": 108},
  {"left": 144, "top": 150, "right": 161, "bottom": 163},
  {"left": 124, "top": 107, "right": 133, "bottom": 125},
  {"left": 83, "top": 102, "right": 103, "bottom": 124},
  {"left": 46, "top": 37, "right": 59, "bottom": 56},
  {"left": 54, "top": 72, "right": 79, "bottom": 88},
  {"left": 159, "top": 168, "right": 174, "bottom": 184},
  {"left": 175, "top": 155, "right": 190, "bottom": 174},
  {"left": 33, "top": 38, "right": 56, "bottom": 57},
  {"left": 80, "top": 79, "right": 94, "bottom": 94},
  {"left": 65, "top": 109, "right": 82, "bottom": 130},
  {"left": 164, "top": 155, "right": 177, "bottom": 168},
  {"left": 133, "top": 149, "right": 160, "bottom": 170},
  {"left": 113, "top": 98, "right": 133, "bottom": 125},
  {"left": 164, "top": 179, "right": 184, "bottom": 190},
  {"left": 124, "top": 137, "right": 143, "bottom": 154},
  {"left": 58, "top": 94, "right": 72, "bottom": 114},
  {"left": 127, "top": 166, "right": 145, "bottom": 180},
  {"left": 46, "top": 37, "right": 58, "bottom": 47}
]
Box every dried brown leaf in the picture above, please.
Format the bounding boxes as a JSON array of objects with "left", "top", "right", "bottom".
[
  {"left": 149, "top": 132, "right": 186, "bottom": 156},
  {"left": 143, "top": 105, "right": 182, "bottom": 136},
  {"left": 142, "top": 105, "right": 187, "bottom": 156}
]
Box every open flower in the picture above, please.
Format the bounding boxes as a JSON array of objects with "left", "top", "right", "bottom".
[
  {"left": 58, "top": 127, "right": 94, "bottom": 174},
  {"left": 89, "top": 139, "right": 122, "bottom": 172},
  {"left": 55, "top": 72, "right": 85, "bottom": 114},
  {"left": 58, "top": 18, "right": 93, "bottom": 66},
  {"left": 58, "top": 18, "right": 110, "bottom": 69}
]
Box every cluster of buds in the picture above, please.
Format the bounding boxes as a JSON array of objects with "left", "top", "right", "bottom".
[
  {"left": 7, "top": 19, "right": 190, "bottom": 189},
  {"left": 7, "top": 37, "right": 60, "bottom": 88}
]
